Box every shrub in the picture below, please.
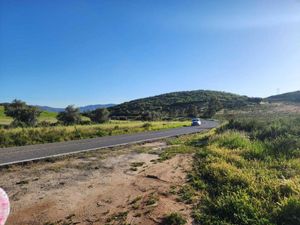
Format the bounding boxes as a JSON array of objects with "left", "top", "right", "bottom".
[
  {"left": 274, "top": 198, "right": 300, "bottom": 225},
  {"left": 57, "top": 105, "right": 81, "bottom": 125},
  {"left": 142, "top": 122, "right": 152, "bottom": 130},
  {"left": 161, "top": 212, "right": 187, "bottom": 225},
  {"left": 4, "top": 99, "right": 41, "bottom": 127},
  {"left": 211, "top": 131, "right": 252, "bottom": 150},
  {"left": 265, "top": 135, "right": 300, "bottom": 158},
  {"left": 88, "top": 108, "right": 110, "bottom": 123}
]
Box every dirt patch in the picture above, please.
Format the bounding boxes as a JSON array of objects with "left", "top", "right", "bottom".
[{"left": 0, "top": 141, "right": 193, "bottom": 225}]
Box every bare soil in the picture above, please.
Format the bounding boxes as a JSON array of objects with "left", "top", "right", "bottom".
[{"left": 0, "top": 142, "right": 193, "bottom": 225}]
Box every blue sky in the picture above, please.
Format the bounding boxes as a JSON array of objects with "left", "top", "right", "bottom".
[{"left": 1, "top": 0, "right": 300, "bottom": 107}]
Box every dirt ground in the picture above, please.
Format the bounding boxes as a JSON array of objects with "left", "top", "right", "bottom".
[{"left": 0, "top": 141, "right": 193, "bottom": 225}]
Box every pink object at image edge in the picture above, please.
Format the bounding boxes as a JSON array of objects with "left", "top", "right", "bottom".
[{"left": 0, "top": 188, "right": 10, "bottom": 225}]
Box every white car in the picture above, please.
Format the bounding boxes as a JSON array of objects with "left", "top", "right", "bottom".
[{"left": 191, "top": 118, "right": 201, "bottom": 126}]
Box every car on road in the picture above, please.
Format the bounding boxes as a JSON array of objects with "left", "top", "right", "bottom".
[{"left": 191, "top": 118, "right": 201, "bottom": 126}]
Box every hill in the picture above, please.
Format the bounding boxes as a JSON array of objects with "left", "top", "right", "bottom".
[
  {"left": 267, "top": 90, "right": 300, "bottom": 103},
  {"left": 109, "top": 90, "right": 261, "bottom": 119},
  {"left": 37, "top": 104, "right": 116, "bottom": 113}
]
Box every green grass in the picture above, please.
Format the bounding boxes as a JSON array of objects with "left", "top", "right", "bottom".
[
  {"left": 158, "top": 113, "right": 300, "bottom": 225},
  {"left": 0, "top": 120, "right": 190, "bottom": 147},
  {"left": 181, "top": 117, "right": 300, "bottom": 225},
  {"left": 38, "top": 110, "right": 58, "bottom": 123},
  {"left": 0, "top": 106, "right": 12, "bottom": 125}
]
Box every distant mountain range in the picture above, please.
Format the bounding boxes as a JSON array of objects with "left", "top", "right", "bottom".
[{"left": 36, "top": 104, "right": 116, "bottom": 113}]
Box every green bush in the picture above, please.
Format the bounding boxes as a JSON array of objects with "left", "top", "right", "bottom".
[
  {"left": 211, "top": 131, "right": 252, "bottom": 150},
  {"left": 275, "top": 198, "right": 300, "bottom": 225},
  {"left": 142, "top": 122, "right": 152, "bottom": 130},
  {"left": 265, "top": 135, "right": 300, "bottom": 158},
  {"left": 161, "top": 212, "right": 187, "bottom": 225}
]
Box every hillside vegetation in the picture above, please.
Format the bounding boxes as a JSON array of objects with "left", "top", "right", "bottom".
[
  {"left": 267, "top": 91, "right": 300, "bottom": 103},
  {"left": 166, "top": 115, "right": 300, "bottom": 225},
  {"left": 110, "top": 90, "right": 261, "bottom": 120}
]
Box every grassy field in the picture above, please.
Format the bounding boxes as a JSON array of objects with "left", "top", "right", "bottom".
[
  {"left": 163, "top": 114, "right": 300, "bottom": 225},
  {"left": 0, "top": 106, "right": 13, "bottom": 125},
  {"left": 0, "top": 120, "right": 190, "bottom": 147},
  {"left": 38, "top": 110, "right": 58, "bottom": 123}
]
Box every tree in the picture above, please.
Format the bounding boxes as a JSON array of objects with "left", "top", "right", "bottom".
[
  {"left": 203, "top": 97, "right": 222, "bottom": 118},
  {"left": 89, "top": 108, "right": 110, "bottom": 123},
  {"left": 248, "top": 97, "right": 262, "bottom": 104},
  {"left": 4, "top": 99, "right": 41, "bottom": 126},
  {"left": 57, "top": 105, "right": 81, "bottom": 125},
  {"left": 141, "top": 111, "right": 161, "bottom": 121},
  {"left": 187, "top": 105, "right": 199, "bottom": 118}
]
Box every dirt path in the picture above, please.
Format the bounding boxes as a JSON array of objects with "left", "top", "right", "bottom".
[{"left": 0, "top": 142, "right": 193, "bottom": 225}]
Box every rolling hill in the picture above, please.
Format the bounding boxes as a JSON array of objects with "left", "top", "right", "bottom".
[
  {"left": 267, "top": 90, "right": 300, "bottom": 103},
  {"left": 109, "top": 90, "right": 262, "bottom": 119}
]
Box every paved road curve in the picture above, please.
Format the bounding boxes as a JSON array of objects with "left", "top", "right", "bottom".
[{"left": 0, "top": 120, "right": 218, "bottom": 166}]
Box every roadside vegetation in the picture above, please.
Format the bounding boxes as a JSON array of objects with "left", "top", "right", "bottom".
[
  {"left": 0, "top": 120, "right": 189, "bottom": 147},
  {"left": 0, "top": 100, "right": 191, "bottom": 147},
  {"left": 166, "top": 116, "right": 300, "bottom": 225}
]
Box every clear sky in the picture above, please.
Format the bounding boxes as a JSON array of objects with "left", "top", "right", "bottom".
[{"left": 1, "top": 0, "right": 300, "bottom": 107}]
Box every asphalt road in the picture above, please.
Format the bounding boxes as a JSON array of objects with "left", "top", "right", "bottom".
[{"left": 0, "top": 120, "right": 218, "bottom": 166}]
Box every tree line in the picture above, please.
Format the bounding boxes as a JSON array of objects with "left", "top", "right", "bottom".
[{"left": 3, "top": 100, "right": 110, "bottom": 127}]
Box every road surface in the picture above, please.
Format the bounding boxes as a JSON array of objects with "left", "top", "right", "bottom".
[{"left": 0, "top": 120, "right": 218, "bottom": 166}]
